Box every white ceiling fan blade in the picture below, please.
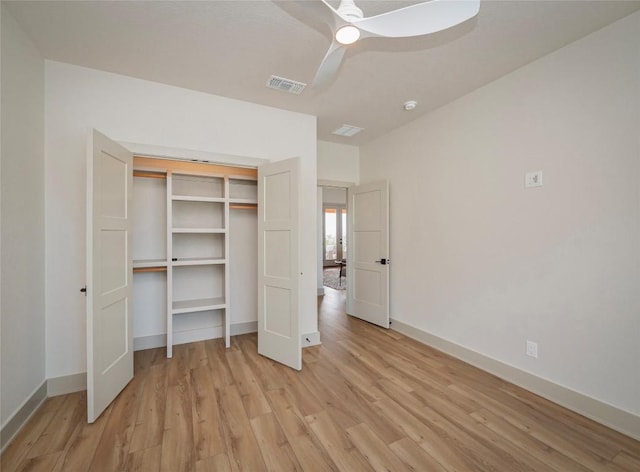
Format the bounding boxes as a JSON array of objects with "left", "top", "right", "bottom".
[
  {"left": 312, "top": 41, "right": 347, "bottom": 88},
  {"left": 299, "top": 0, "right": 349, "bottom": 32},
  {"left": 354, "top": 0, "right": 480, "bottom": 38}
]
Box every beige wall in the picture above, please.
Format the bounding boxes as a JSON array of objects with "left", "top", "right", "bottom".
[
  {"left": 1, "top": 5, "right": 46, "bottom": 426},
  {"left": 317, "top": 140, "right": 359, "bottom": 184},
  {"left": 360, "top": 11, "right": 640, "bottom": 416}
]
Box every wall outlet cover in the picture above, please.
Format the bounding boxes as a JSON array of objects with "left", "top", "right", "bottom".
[
  {"left": 526, "top": 340, "right": 538, "bottom": 358},
  {"left": 525, "top": 170, "right": 543, "bottom": 188}
]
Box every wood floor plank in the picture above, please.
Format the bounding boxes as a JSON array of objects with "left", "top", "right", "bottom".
[
  {"left": 469, "top": 408, "right": 593, "bottom": 472},
  {"left": 190, "top": 365, "right": 226, "bottom": 461},
  {"left": 129, "top": 363, "right": 168, "bottom": 453},
  {"left": 160, "top": 384, "right": 195, "bottom": 472},
  {"left": 125, "top": 445, "right": 162, "bottom": 472},
  {"left": 389, "top": 437, "right": 447, "bottom": 472},
  {"left": 250, "top": 412, "right": 302, "bottom": 471},
  {"left": 203, "top": 338, "right": 235, "bottom": 390},
  {"left": 218, "top": 384, "right": 267, "bottom": 471},
  {"left": 266, "top": 388, "right": 338, "bottom": 472},
  {"left": 50, "top": 398, "right": 111, "bottom": 472},
  {"left": 195, "top": 453, "right": 232, "bottom": 472},
  {"left": 225, "top": 349, "right": 272, "bottom": 419},
  {"left": 25, "top": 392, "right": 85, "bottom": 459},
  {"left": 14, "top": 452, "right": 62, "bottom": 472},
  {"left": 611, "top": 451, "right": 640, "bottom": 472},
  {"left": 88, "top": 372, "right": 145, "bottom": 471},
  {"left": 305, "top": 409, "right": 372, "bottom": 472},
  {"left": 0, "top": 409, "right": 56, "bottom": 471},
  {"left": 346, "top": 422, "right": 410, "bottom": 472}
]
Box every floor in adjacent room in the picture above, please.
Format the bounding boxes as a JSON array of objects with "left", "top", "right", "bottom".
[{"left": 1, "top": 287, "right": 639, "bottom": 471}]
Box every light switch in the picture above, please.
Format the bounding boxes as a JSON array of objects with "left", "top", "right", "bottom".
[{"left": 525, "top": 170, "right": 543, "bottom": 188}]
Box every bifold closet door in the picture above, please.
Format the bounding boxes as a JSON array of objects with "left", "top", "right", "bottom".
[
  {"left": 257, "top": 158, "right": 301, "bottom": 370},
  {"left": 86, "top": 129, "right": 134, "bottom": 422}
]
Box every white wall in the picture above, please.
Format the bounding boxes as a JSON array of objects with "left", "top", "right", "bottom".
[
  {"left": 317, "top": 140, "right": 359, "bottom": 184},
  {"left": 322, "top": 187, "right": 347, "bottom": 205},
  {"left": 360, "top": 12, "right": 640, "bottom": 416},
  {"left": 45, "top": 61, "right": 317, "bottom": 378},
  {"left": 1, "top": 6, "right": 46, "bottom": 425}
]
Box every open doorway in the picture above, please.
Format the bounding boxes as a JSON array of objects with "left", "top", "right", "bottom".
[{"left": 319, "top": 186, "right": 348, "bottom": 292}]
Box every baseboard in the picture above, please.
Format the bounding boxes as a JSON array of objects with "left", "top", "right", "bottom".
[
  {"left": 134, "top": 322, "right": 258, "bottom": 351},
  {"left": 1, "top": 380, "right": 47, "bottom": 453},
  {"left": 134, "top": 334, "right": 166, "bottom": 351},
  {"left": 390, "top": 317, "right": 640, "bottom": 441},
  {"left": 231, "top": 321, "right": 258, "bottom": 336},
  {"left": 47, "top": 372, "right": 87, "bottom": 397},
  {"left": 302, "top": 331, "right": 321, "bottom": 347},
  {"left": 317, "top": 287, "right": 325, "bottom": 296}
]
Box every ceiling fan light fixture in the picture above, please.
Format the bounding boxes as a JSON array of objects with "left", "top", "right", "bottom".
[{"left": 335, "top": 25, "right": 360, "bottom": 45}]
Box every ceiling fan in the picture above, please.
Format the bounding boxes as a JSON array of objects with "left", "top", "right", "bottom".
[{"left": 306, "top": 0, "right": 481, "bottom": 87}]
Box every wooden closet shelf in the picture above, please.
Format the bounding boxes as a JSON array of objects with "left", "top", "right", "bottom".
[
  {"left": 230, "top": 204, "right": 258, "bottom": 210},
  {"left": 133, "top": 266, "right": 167, "bottom": 273},
  {"left": 133, "top": 170, "right": 167, "bottom": 179}
]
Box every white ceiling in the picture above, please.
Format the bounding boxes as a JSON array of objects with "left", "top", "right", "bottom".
[{"left": 6, "top": 0, "right": 640, "bottom": 145}]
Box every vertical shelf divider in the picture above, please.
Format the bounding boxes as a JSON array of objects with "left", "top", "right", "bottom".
[
  {"left": 224, "top": 176, "right": 231, "bottom": 348},
  {"left": 166, "top": 171, "right": 173, "bottom": 358}
]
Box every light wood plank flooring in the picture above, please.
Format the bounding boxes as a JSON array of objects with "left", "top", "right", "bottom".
[{"left": 2, "top": 288, "right": 639, "bottom": 471}]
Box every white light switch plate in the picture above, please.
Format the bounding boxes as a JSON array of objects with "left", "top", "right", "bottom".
[{"left": 525, "top": 170, "right": 543, "bottom": 188}]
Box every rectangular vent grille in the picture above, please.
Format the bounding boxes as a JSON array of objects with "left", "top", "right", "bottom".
[
  {"left": 266, "top": 75, "right": 306, "bottom": 95},
  {"left": 332, "top": 124, "right": 364, "bottom": 137}
]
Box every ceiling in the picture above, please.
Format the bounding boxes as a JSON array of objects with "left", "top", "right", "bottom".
[{"left": 6, "top": 0, "right": 640, "bottom": 146}]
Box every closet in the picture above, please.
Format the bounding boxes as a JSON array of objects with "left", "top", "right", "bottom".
[{"left": 131, "top": 156, "right": 257, "bottom": 357}]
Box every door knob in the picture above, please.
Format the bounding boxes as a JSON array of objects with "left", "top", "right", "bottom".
[{"left": 375, "top": 258, "right": 388, "bottom": 265}]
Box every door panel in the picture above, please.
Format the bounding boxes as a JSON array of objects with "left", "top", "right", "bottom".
[
  {"left": 258, "top": 158, "right": 301, "bottom": 370},
  {"left": 87, "top": 129, "right": 133, "bottom": 422},
  {"left": 347, "top": 181, "right": 389, "bottom": 328}
]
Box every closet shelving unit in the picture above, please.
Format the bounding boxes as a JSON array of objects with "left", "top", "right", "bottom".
[{"left": 132, "top": 157, "right": 257, "bottom": 358}]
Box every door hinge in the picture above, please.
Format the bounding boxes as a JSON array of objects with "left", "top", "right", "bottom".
[{"left": 80, "top": 285, "right": 87, "bottom": 296}]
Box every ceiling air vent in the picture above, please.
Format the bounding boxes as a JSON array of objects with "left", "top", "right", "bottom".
[
  {"left": 266, "top": 75, "right": 306, "bottom": 95},
  {"left": 332, "top": 124, "right": 364, "bottom": 137}
]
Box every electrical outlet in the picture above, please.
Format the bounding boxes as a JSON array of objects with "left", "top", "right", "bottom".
[
  {"left": 526, "top": 340, "right": 538, "bottom": 358},
  {"left": 525, "top": 170, "right": 543, "bottom": 188}
]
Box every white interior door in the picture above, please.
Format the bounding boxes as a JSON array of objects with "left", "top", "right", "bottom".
[
  {"left": 347, "top": 180, "right": 389, "bottom": 328},
  {"left": 86, "top": 130, "right": 133, "bottom": 422},
  {"left": 257, "top": 158, "right": 301, "bottom": 370}
]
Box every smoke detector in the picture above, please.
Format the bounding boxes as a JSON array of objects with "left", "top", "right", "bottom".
[{"left": 404, "top": 100, "right": 418, "bottom": 111}]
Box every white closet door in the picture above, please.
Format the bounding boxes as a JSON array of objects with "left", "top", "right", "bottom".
[
  {"left": 86, "top": 130, "right": 133, "bottom": 422},
  {"left": 257, "top": 158, "right": 301, "bottom": 370},
  {"left": 347, "top": 180, "right": 390, "bottom": 328}
]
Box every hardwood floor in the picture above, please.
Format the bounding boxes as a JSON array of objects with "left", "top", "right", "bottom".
[{"left": 2, "top": 288, "right": 639, "bottom": 471}]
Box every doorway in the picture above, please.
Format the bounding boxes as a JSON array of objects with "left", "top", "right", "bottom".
[{"left": 323, "top": 205, "right": 347, "bottom": 266}]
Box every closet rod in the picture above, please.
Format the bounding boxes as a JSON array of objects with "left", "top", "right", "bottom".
[
  {"left": 133, "top": 171, "right": 167, "bottom": 179},
  {"left": 230, "top": 204, "right": 257, "bottom": 210}
]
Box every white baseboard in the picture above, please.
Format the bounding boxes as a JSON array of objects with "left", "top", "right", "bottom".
[
  {"left": 317, "top": 287, "right": 325, "bottom": 296},
  {"left": 47, "top": 372, "right": 87, "bottom": 397},
  {"left": 302, "top": 331, "right": 321, "bottom": 347},
  {"left": 134, "top": 334, "right": 166, "bottom": 351},
  {"left": 134, "top": 322, "right": 259, "bottom": 351},
  {"left": 231, "top": 321, "right": 258, "bottom": 336},
  {"left": 1, "top": 380, "right": 47, "bottom": 453},
  {"left": 390, "top": 317, "right": 640, "bottom": 441}
]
